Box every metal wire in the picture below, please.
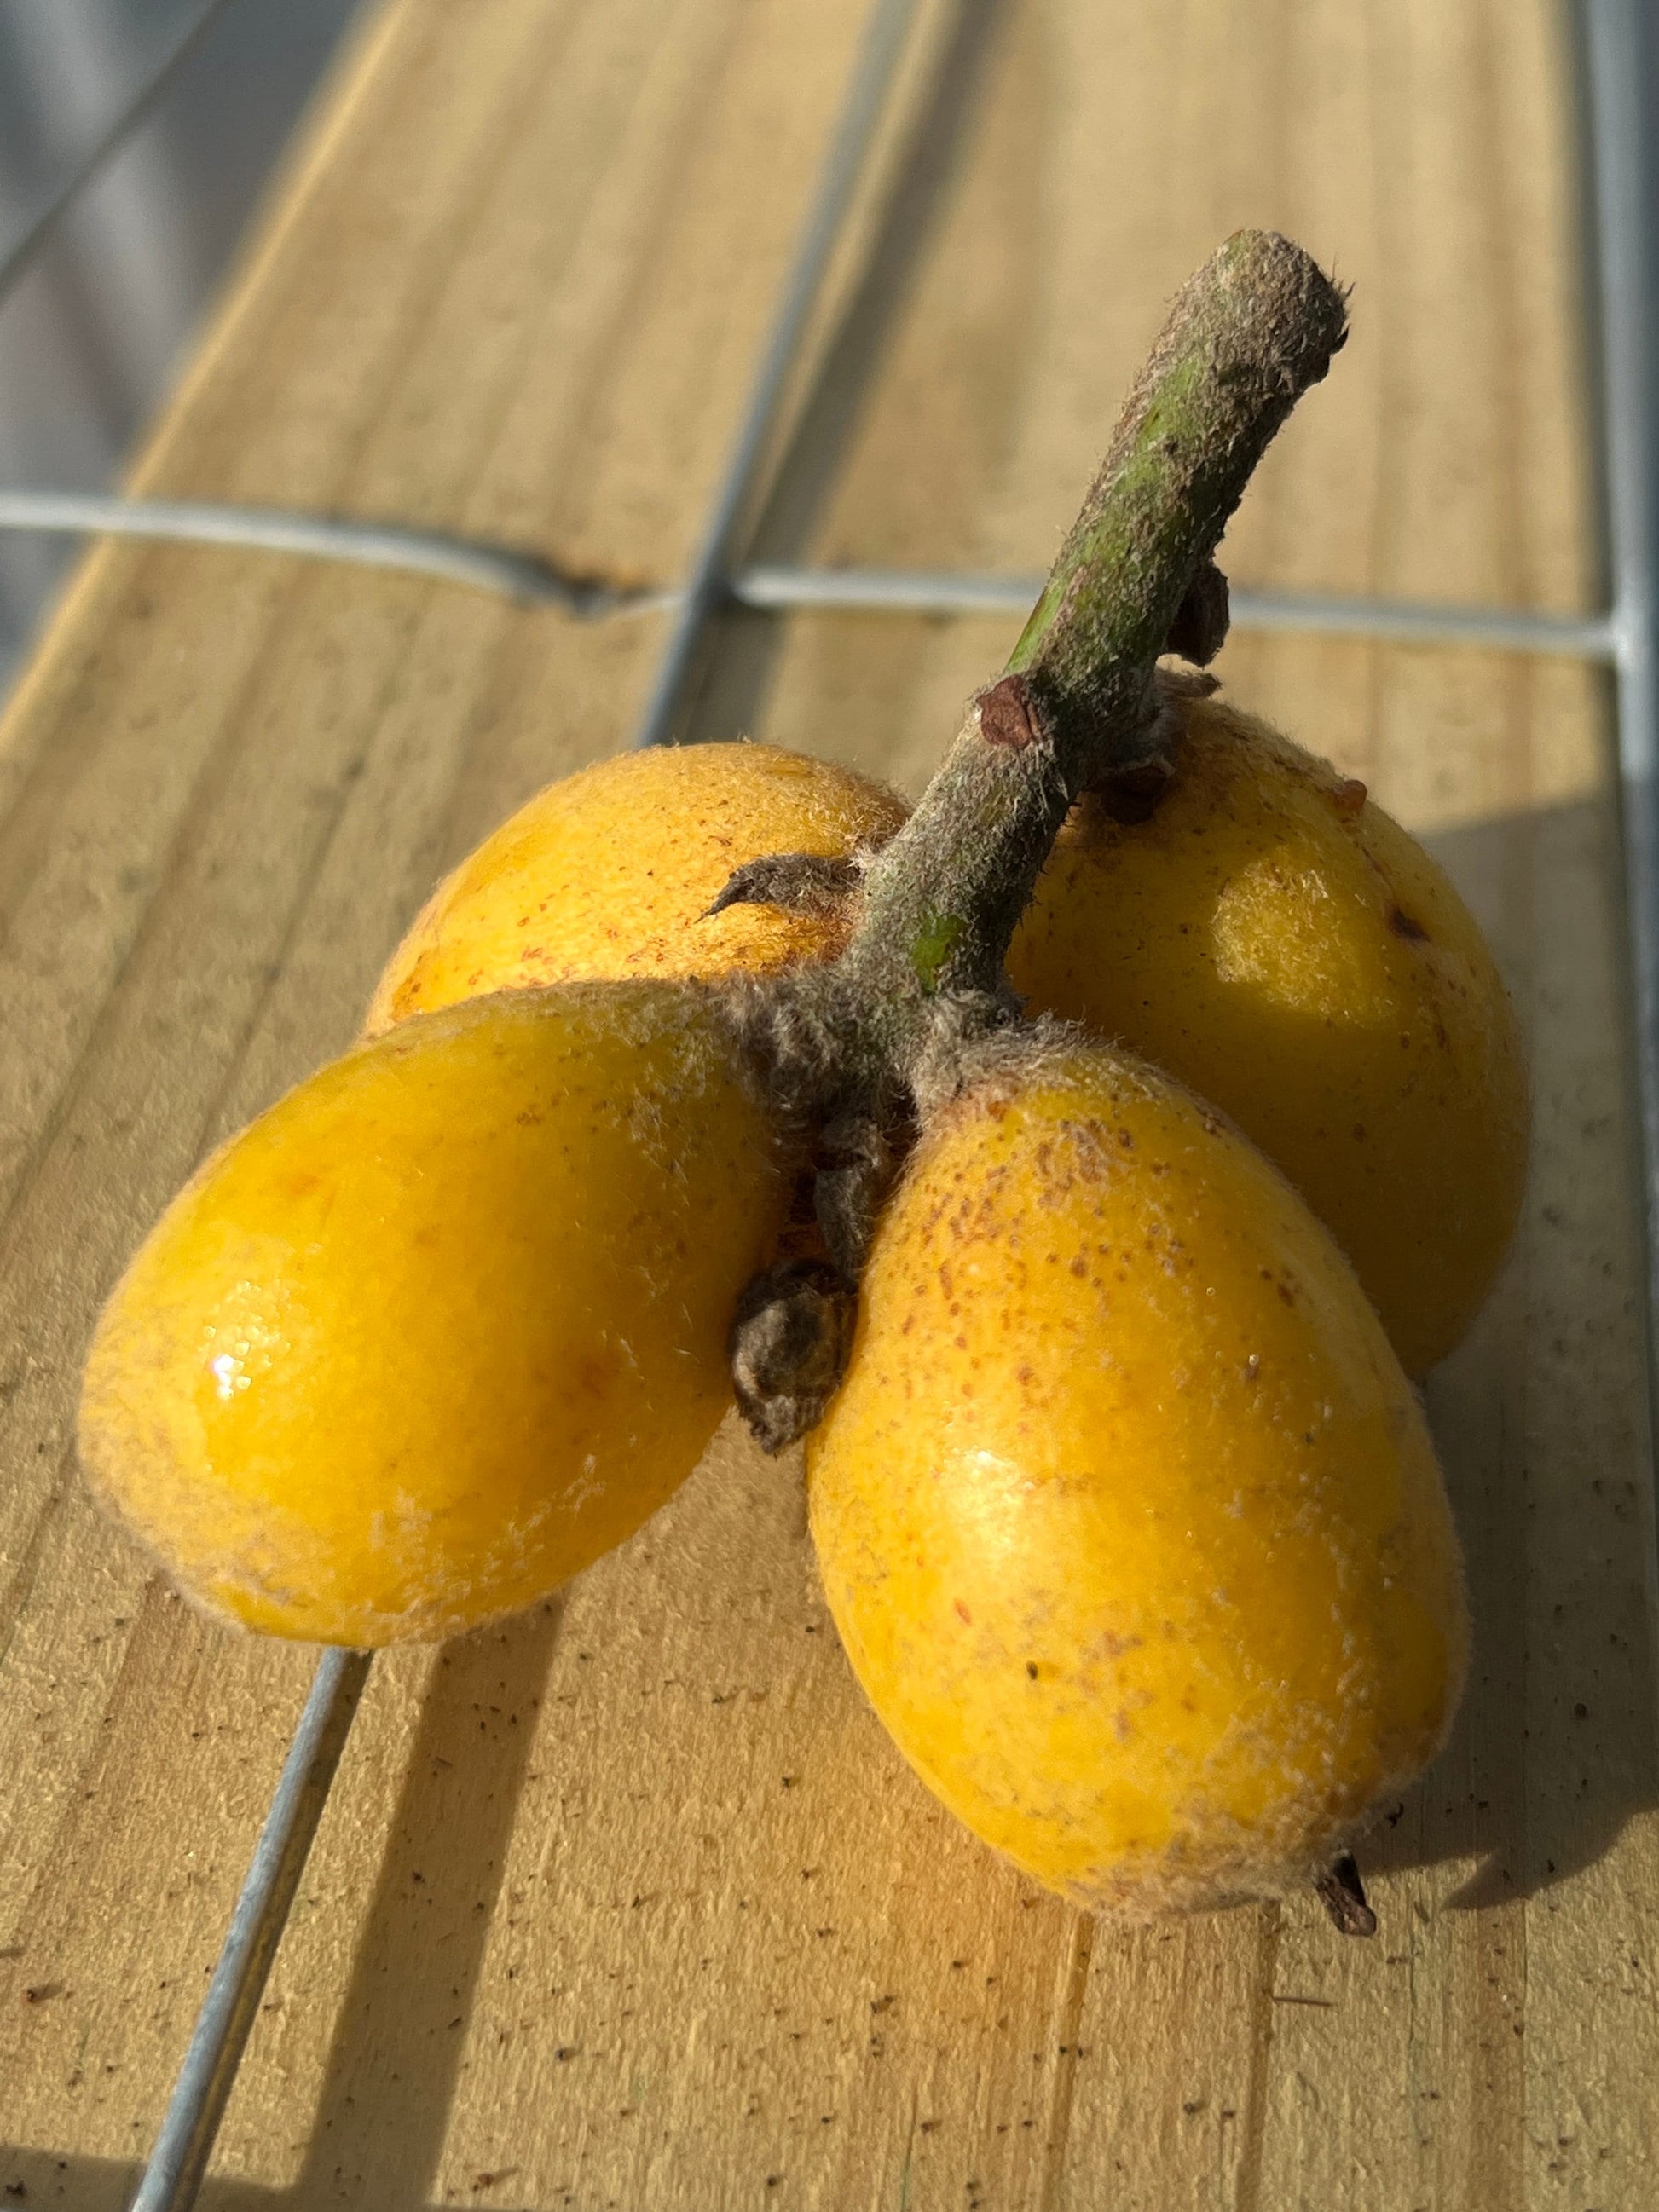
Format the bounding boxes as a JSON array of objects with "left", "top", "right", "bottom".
[
  {"left": 628, "top": 0, "right": 925, "bottom": 748},
  {"left": 0, "top": 0, "right": 240, "bottom": 309},
  {"left": 1586, "top": 0, "right": 1659, "bottom": 1414},
  {"left": 0, "top": 497, "right": 1619, "bottom": 657},
  {"left": 731, "top": 563, "right": 1620, "bottom": 657},
  {"left": 0, "top": 489, "right": 672, "bottom": 614},
  {"left": 129, "top": 1649, "right": 373, "bottom": 2212}
]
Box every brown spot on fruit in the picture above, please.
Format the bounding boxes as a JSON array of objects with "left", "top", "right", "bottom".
[{"left": 1388, "top": 905, "right": 1430, "bottom": 943}]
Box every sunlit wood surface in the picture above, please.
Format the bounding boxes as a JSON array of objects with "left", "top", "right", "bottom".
[{"left": 2, "top": 0, "right": 1654, "bottom": 2204}]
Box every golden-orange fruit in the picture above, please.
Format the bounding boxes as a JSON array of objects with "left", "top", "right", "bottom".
[
  {"left": 809, "top": 1040, "right": 1467, "bottom": 1917},
  {"left": 1008, "top": 696, "right": 1528, "bottom": 1373},
  {"left": 79, "top": 985, "right": 790, "bottom": 1644},
  {"left": 365, "top": 742, "right": 906, "bottom": 1033}
]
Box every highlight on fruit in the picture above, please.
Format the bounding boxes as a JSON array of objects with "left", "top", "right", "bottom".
[{"left": 78, "top": 229, "right": 1519, "bottom": 1932}]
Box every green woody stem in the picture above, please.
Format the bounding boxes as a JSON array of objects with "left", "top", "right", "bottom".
[{"left": 837, "top": 229, "right": 1347, "bottom": 1080}]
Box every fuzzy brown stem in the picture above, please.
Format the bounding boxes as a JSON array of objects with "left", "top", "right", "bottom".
[{"left": 835, "top": 230, "right": 1347, "bottom": 1081}]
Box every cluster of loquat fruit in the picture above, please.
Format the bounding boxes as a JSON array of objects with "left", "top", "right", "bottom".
[{"left": 78, "top": 693, "right": 1523, "bottom": 1922}]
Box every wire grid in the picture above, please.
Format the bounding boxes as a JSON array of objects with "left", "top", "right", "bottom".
[{"left": 3, "top": 1, "right": 1652, "bottom": 2205}]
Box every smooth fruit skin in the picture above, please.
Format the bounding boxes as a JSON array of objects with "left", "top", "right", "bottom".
[
  {"left": 79, "top": 985, "right": 790, "bottom": 1644},
  {"left": 1006, "top": 697, "right": 1529, "bottom": 1375},
  {"left": 364, "top": 742, "right": 908, "bottom": 1033},
  {"left": 808, "top": 1043, "right": 1468, "bottom": 1918}
]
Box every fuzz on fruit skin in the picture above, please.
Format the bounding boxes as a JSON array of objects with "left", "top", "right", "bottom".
[
  {"left": 78, "top": 985, "right": 790, "bottom": 1643},
  {"left": 807, "top": 1040, "right": 1469, "bottom": 1919},
  {"left": 364, "top": 742, "right": 906, "bottom": 1033},
  {"left": 1007, "top": 696, "right": 1529, "bottom": 1375}
]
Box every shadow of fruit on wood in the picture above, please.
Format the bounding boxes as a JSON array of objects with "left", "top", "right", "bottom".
[{"left": 289, "top": 1601, "right": 567, "bottom": 2208}]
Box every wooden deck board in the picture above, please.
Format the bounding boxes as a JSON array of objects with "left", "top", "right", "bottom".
[{"left": 1, "top": 0, "right": 1653, "bottom": 2205}]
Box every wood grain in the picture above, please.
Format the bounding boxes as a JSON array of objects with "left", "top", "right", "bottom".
[{"left": 1, "top": 0, "right": 1653, "bottom": 2205}]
